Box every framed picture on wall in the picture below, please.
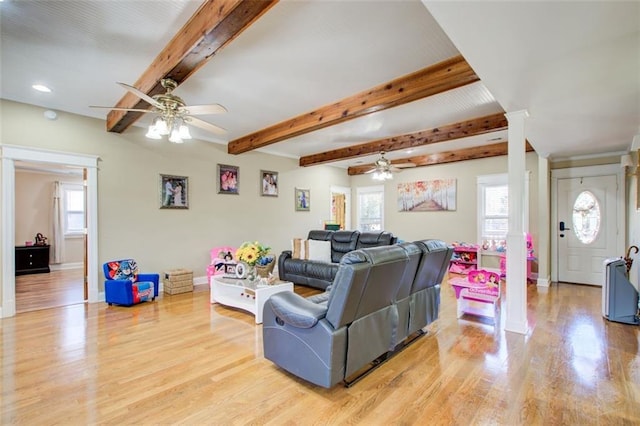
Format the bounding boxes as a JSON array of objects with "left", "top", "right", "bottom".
[
  {"left": 397, "top": 178, "right": 456, "bottom": 212},
  {"left": 295, "top": 188, "right": 310, "bottom": 211},
  {"left": 160, "top": 174, "right": 188, "bottom": 209},
  {"left": 217, "top": 164, "right": 239, "bottom": 195},
  {"left": 260, "top": 170, "right": 278, "bottom": 197}
]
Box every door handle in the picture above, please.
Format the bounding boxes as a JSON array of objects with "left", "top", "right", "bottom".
[{"left": 559, "top": 221, "right": 571, "bottom": 231}]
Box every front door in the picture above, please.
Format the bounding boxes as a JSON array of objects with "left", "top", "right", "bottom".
[{"left": 556, "top": 171, "right": 619, "bottom": 286}]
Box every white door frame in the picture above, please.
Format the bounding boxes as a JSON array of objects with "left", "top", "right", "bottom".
[
  {"left": 551, "top": 164, "right": 624, "bottom": 283},
  {"left": 1, "top": 145, "right": 99, "bottom": 318}
]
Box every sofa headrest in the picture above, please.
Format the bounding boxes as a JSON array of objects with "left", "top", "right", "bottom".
[
  {"left": 326, "top": 245, "right": 407, "bottom": 328},
  {"left": 331, "top": 230, "right": 360, "bottom": 263},
  {"left": 308, "top": 230, "right": 333, "bottom": 241},
  {"left": 412, "top": 239, "right": 453, "bottom": 292},
  {"left": 360, "top": 244, "right": 406, "bottom": 265},
  {"left": 419, "top": 239, "right": 450, "bottom": 253},
  {"left": 397, "top": 242, "right": 422, "bottom": 300},
  {"left": 340, "top": 250, "right": 368, "bottom": 265},
  {"left": 332, "top": 230, "right": 359, "bottom": 243},
  {"left": 356, "top": 231, "right": 394, "bottom": 249}
]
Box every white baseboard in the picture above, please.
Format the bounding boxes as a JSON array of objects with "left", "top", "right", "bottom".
[
  {"left": 194, "top": 275, "right": 208, "bottom": 286},
  {"left": 50, "top": 262, "right": 83, "bottom": 271},
  {"left": 536, "top": 276, "right": 551, "bottom": 287}
]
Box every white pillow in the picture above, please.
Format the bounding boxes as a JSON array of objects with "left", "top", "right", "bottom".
[{"left": 307, "top": 240, "right": 332, "bottom": 263}]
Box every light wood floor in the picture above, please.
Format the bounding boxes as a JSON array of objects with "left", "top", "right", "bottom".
[
  {"left": 15, "top": 269, "right": 85, "bottom": 313},
  {"left": 2, "top": 276, "right": 639, "bottom": 425}
]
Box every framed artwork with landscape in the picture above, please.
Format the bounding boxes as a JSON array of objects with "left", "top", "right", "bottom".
[
  {"left": 217, "top": 164, "right": 239, "bottom": 195},
  {"left": 160, "top": 174, "right": 188, "bottom": 209},
  {"left": 397, "top": 178, "right": 456, "bottom": 212},
  {"left": 295, "top": 188, "right": 310, "bottom": 211},
  {"left": 260, "top": 170, "right": 278, "bottom": 197}
]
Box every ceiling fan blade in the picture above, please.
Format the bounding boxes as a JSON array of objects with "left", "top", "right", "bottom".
[
  {"left": 364, "top": 168, "right": 378, "bottom": 174},
  {"left": 117, "top": 82, "right": 162, "bottom": 108},
  {"left": 182, "top": 104, "right": 227, "bottom": 115},
  {"left": 185, "top": 116, "right": 227, "bottom": 135},
  {"left": 89, "top": 106, "right": 152, "bottom": 113}
]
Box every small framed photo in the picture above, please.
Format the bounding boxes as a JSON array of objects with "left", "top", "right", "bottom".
[
  {"left": 160, "top": 174, "right": 188, "bottom": 209},
  {"left": 260, "top": 170, "right": 279, "bottom": 197},
  {"left": 217, "top": 164, "right": 239, "bottom": 195},
  {"left": 295, "top": 188, "right": 310, "bottom": 211}
]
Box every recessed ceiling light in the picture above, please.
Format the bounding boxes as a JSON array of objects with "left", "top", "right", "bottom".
[{"left": 32, "top": 84, "right": 52, "bottom": 93}]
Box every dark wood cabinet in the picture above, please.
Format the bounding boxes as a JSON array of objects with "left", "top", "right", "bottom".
[{"left": 15, "top": 245, "right": 50, "bottom": 275}]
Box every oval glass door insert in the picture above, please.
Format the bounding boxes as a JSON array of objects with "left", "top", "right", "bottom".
[{"left": 572, "top": 191, "right": 600, "bottom": 244}]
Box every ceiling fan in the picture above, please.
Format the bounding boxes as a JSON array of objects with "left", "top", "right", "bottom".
[
  {"left": 365, "top": 151, "right": 416, "bottom": 180},
  {"left": 91, "top": 78, "right": 227, "bottom": 143}
]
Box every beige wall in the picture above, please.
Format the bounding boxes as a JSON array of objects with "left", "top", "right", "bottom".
[
  {"left": 349, "top": 152, "right": 540, "bottom": 249},
  {"left": 1, "top": 100, "right": 349, "bottom": 294},
  {"left": 2, "top": 99, "right": 636, "bottom": 309},
  {"left": 14, "top": 170, "right": 84, "bottom": 264}
]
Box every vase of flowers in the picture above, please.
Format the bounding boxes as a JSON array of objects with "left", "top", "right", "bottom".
[{"left": 236, "top": 241, "right": 271, "bottom": 280}]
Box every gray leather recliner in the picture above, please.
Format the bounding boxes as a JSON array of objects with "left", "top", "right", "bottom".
[
  {"left": 263, "top": 245, "right": 409, "bottom": 388},
  {"left": 263, "top": 240, "right": 452, "bottom": 388}
]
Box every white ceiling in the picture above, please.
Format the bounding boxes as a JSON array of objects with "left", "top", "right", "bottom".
[{"left": 1, "top": 0, "right": 638, "bottom": 169}]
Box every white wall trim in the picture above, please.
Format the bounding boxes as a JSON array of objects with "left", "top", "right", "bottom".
[
  {"left": 536, "top": 276, "right": 551, "bottom": 287},
  {"left": 1, "top": 145, "right": 100, "bottom": 317}
]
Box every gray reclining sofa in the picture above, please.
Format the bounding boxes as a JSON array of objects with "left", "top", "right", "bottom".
[
  {"left": 263, "top": 239, "right": 453, "bottom": 388},
  {"left": 278, "top": 229, "right": 396, "bottom": 290}
]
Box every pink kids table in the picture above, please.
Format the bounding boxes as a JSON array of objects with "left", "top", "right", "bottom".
[{"left": 449, "top": 269, "right": 501, "bottom": 325}]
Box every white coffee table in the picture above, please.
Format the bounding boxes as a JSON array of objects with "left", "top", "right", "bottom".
[{"left": 210, "top": 276, "right": 293, "bottom": 324}]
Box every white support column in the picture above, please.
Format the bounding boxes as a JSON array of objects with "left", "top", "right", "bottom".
[
  {"left": 505, "top": 110, "right": 529, "bottom": 334},
  {"left": 537, "top": 156, "right": 551, "bottom": 287}
]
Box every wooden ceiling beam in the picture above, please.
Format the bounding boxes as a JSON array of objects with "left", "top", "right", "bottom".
[
  {"left": 299, "top": 112, "right": 507, "bottom": 167},
  {"left": 228, "top": 55, "right": 480, "bottom": 154},
  {"left": 347, "top": 141, "right": 534, "bottom": 175},
  {"left": 107, "top": 0, "right": 278, "bottom": 133}
]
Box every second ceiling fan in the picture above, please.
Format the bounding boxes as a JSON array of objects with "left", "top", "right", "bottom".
[{"left": 365, "top": 151, "right": 416, "bottom": 180}]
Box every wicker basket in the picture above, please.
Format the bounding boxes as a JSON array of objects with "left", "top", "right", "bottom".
[{"left": 255, "top": 260, "right": 275, "bottom": 278}]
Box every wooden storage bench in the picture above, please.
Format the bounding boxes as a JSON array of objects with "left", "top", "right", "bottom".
[{"left": 163, "top": 269, "right": 193, "bottom": 295}]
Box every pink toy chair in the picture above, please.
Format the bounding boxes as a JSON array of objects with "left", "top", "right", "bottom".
[{"left": 207, "top": 246, "right": 236, "bottom": 282}]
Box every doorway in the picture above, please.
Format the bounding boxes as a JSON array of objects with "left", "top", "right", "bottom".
[
  {"left": 1, "top": 145, "right": 99, "bottom": 318},
  {"left": 551, "top": 164, "right": 624, "bottom": 286},
  {"left": 330, "top": 186, "right": 351, "bottom": 230},
  {"left": 14, "top": 165, "right": 87, "bottom": 312}
]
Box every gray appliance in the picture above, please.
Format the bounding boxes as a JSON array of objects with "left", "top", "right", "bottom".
[{"left": 602, "top": 258, "right": 639, "bottom": 325}]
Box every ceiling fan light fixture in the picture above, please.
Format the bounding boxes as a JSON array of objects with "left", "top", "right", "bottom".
[
  {"left": 145, "top": 125, "right": 162, "bottom": 140},
  {"left": 372, "top": 170, "right": 393, "bottom": 181},
  {"left": 154, "top": 117, "right": 169, "bottom": 135},
  {"left": 169, "top": 128, "right": 184, "bottom": 144},
  {"left": 178, "top": 124, "right": 191, "bottom": 140}
]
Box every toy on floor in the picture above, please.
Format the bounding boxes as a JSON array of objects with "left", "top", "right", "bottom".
[{"left": 450, "top": 269, "right": 501, "bottom": 325}]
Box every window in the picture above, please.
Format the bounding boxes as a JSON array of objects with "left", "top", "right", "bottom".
[
  {"left": 63, "top": 183, "right": 85, "bottom": 236},
  {"left": 572, "top": 190, "right": 601, "bottom": 244},
  {"left": 477, "top": 172, "right": 530, "bottom": 252},
  {"left": 357, "top": 185, "right": 384, "bottom": 232},
  {"left": 478, "top": 174, "right": 508, "bottom": 251}
]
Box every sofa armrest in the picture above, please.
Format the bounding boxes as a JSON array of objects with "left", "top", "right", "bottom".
[
  {"left": 278, "top": 250, "right": 292, "bottom": 280},
  {"left": 267, "top": 291, "right": 327, "bottom": 328}
]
